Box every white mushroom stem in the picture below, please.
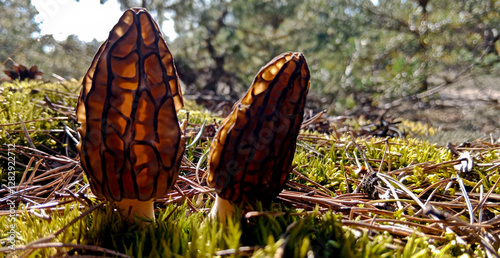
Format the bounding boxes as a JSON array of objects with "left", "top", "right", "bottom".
[
  {"left": 209, "top": 195, "right": 235, "bottom": 222},
  {"left": 116, "top": 199, "right": 155, "bottom": 223}
]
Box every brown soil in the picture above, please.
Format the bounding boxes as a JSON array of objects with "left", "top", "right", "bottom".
[{"left": 385, "top": 74, "right": 500, "bottom": 145}]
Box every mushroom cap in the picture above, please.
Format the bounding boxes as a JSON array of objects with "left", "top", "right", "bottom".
[
  {"left": 76, "top": 8, "right": 185, "bottom": 202},
  {"left": 207, "top": 52, "right": 310, "bottom": 204}
]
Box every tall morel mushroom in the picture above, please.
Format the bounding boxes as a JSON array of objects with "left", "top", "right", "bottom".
[
  {"left": 76, "top": 8, "right": 185, "bottom": 222},
  {"left": 207, "top": 52, "right": 310, "bottom": 220}
]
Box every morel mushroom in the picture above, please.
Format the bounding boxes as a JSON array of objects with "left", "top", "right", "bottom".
[
  {"left": 207, "top": 52, "right": 310, "bottom": 220},
  {"left": 4, "top": 64, "right": 43, "bottom": 81},
  {"left": 76, "top": 8, "right": 185, "bottom": 222}
]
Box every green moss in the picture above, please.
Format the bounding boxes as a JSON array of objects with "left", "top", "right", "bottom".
[{"left": 1, "top": 80, "right": 499, "bottom": 257}]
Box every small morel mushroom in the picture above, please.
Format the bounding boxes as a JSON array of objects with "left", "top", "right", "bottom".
[
  {"left": 76, "top": 8, "right": 185, "bottom": 222},
  {"left": 4, "top": 64, "right": 43, "bottom": 81},
  {"left": 207, "top": 52, "right": 310, "bottom": 220}
]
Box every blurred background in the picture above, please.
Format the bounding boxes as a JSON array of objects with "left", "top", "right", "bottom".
[{"left": 1, "top": 0, "right": 500, "bottom": 143}]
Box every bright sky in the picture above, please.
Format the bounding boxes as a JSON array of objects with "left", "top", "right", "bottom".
[{"left": 32, "top": 0, "right": 177, "bottom": 42}]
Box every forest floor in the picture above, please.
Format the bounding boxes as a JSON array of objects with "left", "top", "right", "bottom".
[
  {"left": 1, "top": 79, "right": 500, "bottom": 257},
  {"left": 377, "top": 74, "right": 500, "bottom": 145}
]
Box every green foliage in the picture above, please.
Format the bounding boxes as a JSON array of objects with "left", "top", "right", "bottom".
[
  {"left": 0, "top": 0, "right": 100, "bottom": 80},
  {"left": 145, "top": 0, "right": 500, "bottom": 111},
  {"left": 0, "top": 0, "right": 39, "bottom": 68},
  {"left": 2, "top": 0, "right": 499, "bottom": 110}
]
